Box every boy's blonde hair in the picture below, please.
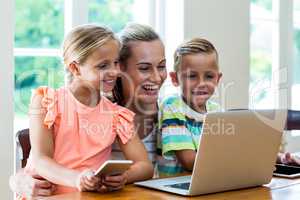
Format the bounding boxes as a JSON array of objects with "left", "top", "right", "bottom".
[
  {"left": 173, "top": 38, "right": 218, "bottom": 72},
  {"left": 62, "top": 24, "right": 117, "bottom": 83}
]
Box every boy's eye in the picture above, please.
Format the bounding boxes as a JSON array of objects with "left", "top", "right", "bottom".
[
  {"left": 205, "top": 73, "right": 215, "bottom": 80},
  {"left": 186, "top": 74, "right": 197, "bottom": 79}
]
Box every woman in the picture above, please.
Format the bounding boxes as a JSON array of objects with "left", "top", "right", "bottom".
[
  {"left": 10, "top": 23, "right": 167, "bottom": 198},
  {"left": 110, "top": 23, "right": 167, "bottom": 169}
]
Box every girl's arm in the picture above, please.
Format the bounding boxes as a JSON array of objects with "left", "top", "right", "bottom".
[
  {"left": 118, "top": 133, "right": 154, "bottom": 183},
  {"left": 175, "top": 150, "right": 196, "bottom": 171},
  {"left": 29, "top": 94, "right": 81, "bottom": 188}
]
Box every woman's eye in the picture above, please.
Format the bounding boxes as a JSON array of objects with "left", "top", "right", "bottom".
[
  {"left": 157, "top": 65, "right": 166, "bottom": 70},
  {"left": 139, "top": 66, "right": 150, "bottom": 71}
]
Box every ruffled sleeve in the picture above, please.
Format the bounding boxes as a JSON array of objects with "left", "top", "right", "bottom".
[
  {"left": 112, "top": 106, "right": 135, "bottom": 144},
  {"left": 31, "top": 86, "right": 58, "bottom": 129}
]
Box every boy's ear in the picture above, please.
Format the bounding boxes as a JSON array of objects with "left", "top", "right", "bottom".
[
  {"left": 169, "top": 72, "right": 179, "bottom": 87},
  {"left": 217, "top": 72, "right": 223, "bottom": 84},
  {"left": 68, "top": 62, "right": 80, "bottom": 76}
]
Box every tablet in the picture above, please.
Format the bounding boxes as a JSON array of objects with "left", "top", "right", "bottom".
[
  {"left": 273, "top": 164, "right": 300, "bottom": 178},
  {"left": 94, "top": 160, "right": 133, "bottom": 177}
]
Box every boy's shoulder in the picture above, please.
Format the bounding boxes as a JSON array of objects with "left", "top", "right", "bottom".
[
  {"left": 206, "top": 100, "right": 221, "bottom": 112},
  {"left": 159, "top": 94, "right": 182, "bottom": 108}
]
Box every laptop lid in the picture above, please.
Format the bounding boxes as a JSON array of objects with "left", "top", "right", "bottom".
[{"left": 189, "top": 110, "right": 287, "bottom": 195}]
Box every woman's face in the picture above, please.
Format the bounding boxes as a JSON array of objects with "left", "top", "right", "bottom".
[{"left": 121, "top": 39, "right": 167, "bottom": 108}]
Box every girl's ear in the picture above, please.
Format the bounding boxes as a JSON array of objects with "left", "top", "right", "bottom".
[
  {"left": 169, "top": 71, "right": 179, "bottom": 87},
  {"left": 119, "top": 62, "right": 126, "bottom": 71},
  {"left": 67, "top": 62, "right": 80, "bottom": 76}
]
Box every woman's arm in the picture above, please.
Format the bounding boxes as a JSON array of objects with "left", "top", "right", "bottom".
[
  {"left": 118, "top": 133, "right": 154, "bottom": 183},
  {"left": 29, "top": 94, "right": 80, "bottom": 188}
]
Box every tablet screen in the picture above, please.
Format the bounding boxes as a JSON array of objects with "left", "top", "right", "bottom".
[{"left": 274, "top": 164, "right": 300, "bottom": 175}]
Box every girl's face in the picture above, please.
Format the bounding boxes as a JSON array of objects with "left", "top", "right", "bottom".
[
  {"left": 121, "top": 39, "right": 167, "bottom": 107},
  {"left": 77, "top": 39, "right": 120, "bottom": 92}
]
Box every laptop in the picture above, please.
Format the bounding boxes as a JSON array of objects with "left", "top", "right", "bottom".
[{"left": 135, "top": 110, "right": 287, "bottom": 196}]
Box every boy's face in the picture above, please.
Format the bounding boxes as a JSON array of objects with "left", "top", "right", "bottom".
[{"left": 170, "top": 52, "right": 222, "bottom": 112}]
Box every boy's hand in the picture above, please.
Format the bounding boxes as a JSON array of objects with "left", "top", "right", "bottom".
[
  {"left": 101, "top": 171, "right": 128, "bottom": 192},
  {"left": 76, "top": 169, "right": 101, "bottom": 192}
]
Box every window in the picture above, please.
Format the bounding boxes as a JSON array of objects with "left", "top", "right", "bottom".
[
  {"left": 14, "top": 0, "right": 64, "bottom": 132},
  {"left": 293, "top": 0, "right": 300, "bottom": 110},
  {"left": 14, "top": 0, "right": 148, "bottom": 132},
  {"left": 249, "top": 0, "right": 278, "bottom": 109}
]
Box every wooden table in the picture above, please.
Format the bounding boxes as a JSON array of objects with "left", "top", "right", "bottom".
[{"left": 42, "top": 177, "right": 300, "bottom": 200}]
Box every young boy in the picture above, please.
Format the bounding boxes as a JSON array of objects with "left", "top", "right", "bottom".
[{"left": 157, "top": 38, "right": 222, "bottom": 176}]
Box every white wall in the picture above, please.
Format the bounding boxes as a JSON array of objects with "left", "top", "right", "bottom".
[
  {"left": 0, "top": 0, "right": 14, "bottom": 199},
  {"left": 183, "top": 0, "right": 250, "bottom": 109}
]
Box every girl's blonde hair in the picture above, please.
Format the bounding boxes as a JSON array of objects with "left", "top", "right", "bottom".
[
  {"left": 174, "top": 38, "right": 218, "bottom": 71},
  {"left": 62, "top": 24, "right": 117, "bottom": 83}
]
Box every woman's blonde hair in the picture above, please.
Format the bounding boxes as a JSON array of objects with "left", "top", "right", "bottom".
[
  {"left": 118, "top": 23, "right": 160, "bottom": 66},
  {"left": 113, "top": 23, "right": 161, "bottom": 105},
  {"left": 174, "top": 38, "right": 218, "bottom": 71},
  {"left": 62, "top": 24, "right": 117, "bottom": 83}
]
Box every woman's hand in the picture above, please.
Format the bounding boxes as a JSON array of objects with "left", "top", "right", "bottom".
[
  {"left": 9, "top": 170, "right": 55, "bottom": 198},
  {"left": 101, "top": 171, "right": 128, "bottom": 192},
  {"left": 279, "top": 152, "right": 300, "bottom": 166},
  {"left": 76, "top": 169, "right": 101, "bottom": 192}
]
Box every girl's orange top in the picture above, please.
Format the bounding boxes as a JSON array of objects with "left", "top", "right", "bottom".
[{"left": 25, "top": 86, "right": 135, "bottom": 194}]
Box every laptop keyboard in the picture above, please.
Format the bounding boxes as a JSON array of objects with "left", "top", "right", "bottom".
[{"left": 165, "top": 182, "right": 190, "bottom": 190}]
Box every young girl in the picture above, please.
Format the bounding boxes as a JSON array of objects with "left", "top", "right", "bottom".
[{"left": 24, "top": 24, "right": 153, "bottom": 197}]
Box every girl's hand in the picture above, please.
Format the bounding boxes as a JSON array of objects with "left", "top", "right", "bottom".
[
  {"left": 280, "top": 152, "right": 300, "bottom": 166},
  {"left": 101, "top": 171, "right": 128, "bottom": 192},
  {"left": 76, "top": 169, "right": 101, "bottom": 192}
]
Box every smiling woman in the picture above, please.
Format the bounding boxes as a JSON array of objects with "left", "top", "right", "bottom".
[{"left": 110, "top": 23, "right": 167, "bottom": 173}]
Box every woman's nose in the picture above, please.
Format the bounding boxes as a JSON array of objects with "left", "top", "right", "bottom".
[{"left": 149, "top": 69, "right": 162, "bottom": 83}]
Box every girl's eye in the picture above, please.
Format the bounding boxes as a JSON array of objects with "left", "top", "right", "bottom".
[{"left": 97, "top": 64, "right": 108, "bottom": 69}]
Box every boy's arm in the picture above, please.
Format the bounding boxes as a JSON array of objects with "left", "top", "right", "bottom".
[
  {"left": 29, "top": 94, "right": 80, "bottom": 188},
  {"left": 175, "top": 150, "right": 196, "bottom": 171},
  {"left": 160, "top": 102, "right": 197, "bottom": 171},
  {"left": 118, "top": 133, "right": 154, "bottom": 183}
]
